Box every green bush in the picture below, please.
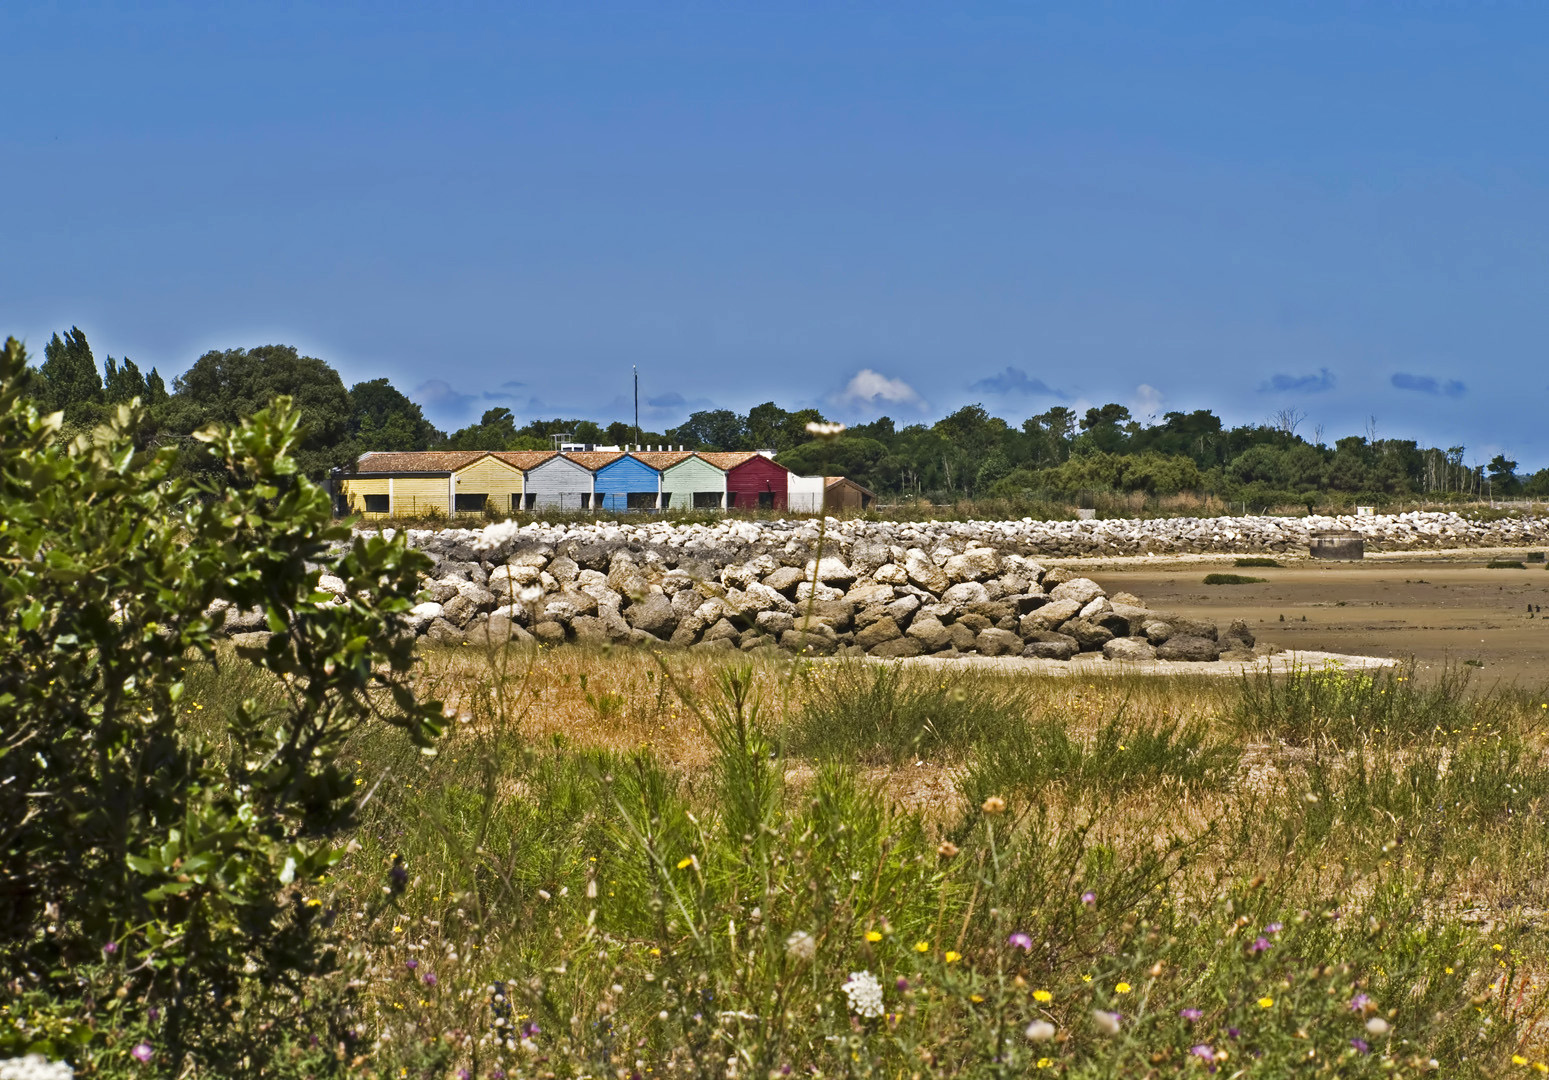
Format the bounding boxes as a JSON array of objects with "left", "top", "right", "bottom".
[
  {"left": 1487, "top": 560, "right": 1527, "bottom": 569},
  {"left": 1204, "top": 572, "right": 1266, "bottom": 585},
  {"left": 0, "top": 337, "right": 443, "bottom": 1074},
  {"left": 1234, "top": 557, "right": 1281, "bottom": 567}
]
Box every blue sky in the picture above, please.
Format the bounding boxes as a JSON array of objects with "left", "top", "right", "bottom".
[{"left": 4, "top": 2, "right": 1547, "bottom": 465}]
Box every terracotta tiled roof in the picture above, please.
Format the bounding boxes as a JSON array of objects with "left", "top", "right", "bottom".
[
  {"left": 695, "top": 451, "right": 759, "bottom": 470},
  {"left": 492, "top": 450, "right": 558, "bottom": 470},
  {"left": 354, "top": 450, "right": 488, "bottom": 473},
  {"left": 631, "top": 451, "right": 696, "bottom": 470},
  {"left": 826, "top": 475, "right": 876, "bottom": 495},
  {"left": 562, "top": 451, "right": 626, "bottom": 471}
]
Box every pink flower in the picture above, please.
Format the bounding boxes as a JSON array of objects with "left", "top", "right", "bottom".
[
  {"left": 1179, "top": 1008, "right": 1203, "bottom": 1021},
  {"left": 1008, "top": 932, "right": 1033, "bottom": 951},
  {"left": 1081, "top": 891, "right": 1096, "bottom": 905},
  {"left": 423, "top": 972, "right": 437, "bottom": 987},
  {"left": 1249, "top": 936, "right": 1271, "bottom": 953},
  {"left": 1190, "top": 1044, "right": 1214, "bottom": 1060},
  {"left": 102, "top": 941, "right": 118, "bottom": 955},
  {"left": 1264, "top": 922, "right": 1283, "bottom": 933},
  {"left": 131, "top": 1043, "right": 154, "bottom": 1063}
]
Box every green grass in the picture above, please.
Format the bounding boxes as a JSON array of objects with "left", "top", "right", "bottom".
[
  {"left": 1487, "top": 559, "right": 1529, "bottom": 569},
  {"left": 1234, "top": 556, "right": 1282, "bottom": 567},
  {"left": 1204, "top": 572, "right": 1267, "bottom": 584}
]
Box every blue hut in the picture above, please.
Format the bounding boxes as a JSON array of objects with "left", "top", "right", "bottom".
[{"left": 593, "top": 453, "right": 661, "bottom": 512}]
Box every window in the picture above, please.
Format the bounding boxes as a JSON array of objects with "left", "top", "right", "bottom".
[
  {"left": 758, "top": 491, "right": 775, "bottom": 509},
  {"left": 659, "top": 492, "right": 673, "bottom": 509},
  {"left": 626, "top": 491, "right": 657, "bottom": 510},
  {"left": 511, "top": 493, "right": 523, "bottom": 510},
  {"left": 580, "top": 493, "right": 591, "bottom": 509},
  {"left": 363, "top": 493, "right": 389, "bottom": 514},
  {"left": 525, "top": 493, "right": 537, "bottom": 510},
  {"left": 726, "top": 492, "right": 738, "bottom": 508},
  {"left": 454, "top": 493, "right": 488, "bottom": 513},
  {"left": 693, "top": 491, "right": 722, "bottom": 509}
]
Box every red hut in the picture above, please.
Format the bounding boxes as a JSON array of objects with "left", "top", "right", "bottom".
[{"left": 700, "top": 451, "right": 790, "bottom": 511}]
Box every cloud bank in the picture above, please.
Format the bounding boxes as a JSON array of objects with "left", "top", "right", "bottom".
[
  {"left": 1391, "top": 372, "right": 1466, "bottom": 397},
  {"left": 834, "top": 368, "right": 924, "bottom": 409},
  {"left": 969, "top": 366, "right": 1061, "bottom": 396},
  {"left": 1260, "top": 368, "right": 1335, "bottom": 393}
]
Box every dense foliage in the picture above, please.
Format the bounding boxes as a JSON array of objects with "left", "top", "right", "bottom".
[
  {"left": 25, "top": 326, "right": 1547, "bottom": 506},
  {"left": 0, "top": 336, "right": 442, "bottom": 1074}
]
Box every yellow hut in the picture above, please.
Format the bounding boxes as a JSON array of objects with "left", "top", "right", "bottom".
[{"left": 335, "top": 451, "right": 549, "bottom": 518}]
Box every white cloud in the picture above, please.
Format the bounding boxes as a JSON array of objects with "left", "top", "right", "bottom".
[
  {"left": 835, "top": 368, "right": 924, "bottom": 409},
  {"left": 1130, "top": 383, "right": 1164, "bottom": 422}
]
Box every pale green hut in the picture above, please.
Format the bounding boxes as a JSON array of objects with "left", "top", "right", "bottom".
[{"left": 637, "top": 451, "right": 727, "bottom": 510}]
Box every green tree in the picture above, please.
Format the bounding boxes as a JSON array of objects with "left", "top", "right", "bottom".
[
  {"left": 346, "top": 377, "right": 443, "bottom": 454},
  {"left": 668, "top": 408, "right": 748, "bottom": 450},
  {"left": 37, "top": 326, "right": 103, "bottom": 421},
  {"left": 445, "top": 406, "right": 519, "bottom": 451},
  {"left": 168, "top": 345, "right": 352, "bottom": 477},
  {"left": 0, "top": 336, "right": 441, "bottom": 1073},
  {"left": 1487, "top": 453, "right": 1520, "bottom": 495}
]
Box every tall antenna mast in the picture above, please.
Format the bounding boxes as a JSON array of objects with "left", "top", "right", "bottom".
[{"left": 633, "top": 365, "right": 640, "bottom": 449}]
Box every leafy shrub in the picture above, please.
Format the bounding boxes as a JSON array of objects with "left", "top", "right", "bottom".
[
  {"left": 1487, "top": 560, "right": 1528, "bottom": 569},
  {"left": 1204, "top": 572, "right": 1266, "bottom": 584},
  {"left": 1234, "top": 556, "right": 1281, "bottom": 567},
  {"left": 0, "top": 337, "right": 442, "bottom": 1074}
]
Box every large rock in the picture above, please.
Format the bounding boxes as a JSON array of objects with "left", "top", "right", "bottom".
[
  {"left": 1061, "top": 617, "right": 1115, "bottom": 651},
  {"left": 946, "top": 621, "right": 977, "bottom": 651},
  {"left": 904, "top": 549, "right": 949, "bottom": 593},
  {"left": 1103, "top": 637, "right": 1157, "bottom": 662},
  {"left": 854, "top": 617, "right": 902, "bottom": 650},
  {"left": 756, "top": 610, "right": 796, "bottom": 635},
  {"left": 441, "top": 594, "right": 476, "bottom": 628},
  {"left": 905, "top": 615, "right": 953, "bottom": 651},
  {"left": 941, "top": 581, "right": 992, "bottom": 608},
  {"left": 425, "top": 617, "right": 466, "bottom": 646},
  {"left": 1140, "top": 618, "right": 1174, "bottom": 645},
  {"left": 781, "top": 627, "right": 839, "bottom": 655},
  {"left": 1048, "top": 577, "right": 1105, "bottom": 606},
  {"left": 762, "top": 566, "right": 807, "bottom": 596},
  {"left": 800, "top": 599, "right": 855, "bottom": 632},
  {"left": 489, "top": 563, "right": 542, "bottom": 594},
  {"left": 974, "top": 628, "right": 1023, "bottom": 656},
  {"left": 1222, "top": 619, "right": 1256, "bottom": 650},
  {"left": 701, "top": 618, "right": 742, "bottom": 643},
  {"left": 547, "top": 555, "right": 580, "bottom": 585},
  {"left": 945, "top": 548, "right": 1001, "bottom": 582},
  {"left": 794, "top": 581, "right": 845, "bottom": 603},
  {"left": 1156, "top": 635, "right": 1221, "bottom": 662},
  {"left": 1021, "top": 635, "right": 1078, "bottom": 660},
  {"left": 570, "top": 615, "right": 616, "bottom": 647},
  {"left": 1021, "top": 599, "right": 1081, "bottom": 634},
  {"left": 1169, "top": 617, "right": 1219, "bottom": 641},
  {"left": 805, "top": 556, "right": 856, "bottom": 586},
  {"left": 869, "top": 636, "right": 923, "bottom": 658},
  {"left": 873, "top": 562, "right": 909, "bottom": 586},
  {"left": 845, "top": 583, "right": 896, "bottom": 608},
  {"left": 467, "top": 611, "right": 535, "bottom": 648},
  {"left": 626, "top": 593, "right": 679, "bottom": 637}
]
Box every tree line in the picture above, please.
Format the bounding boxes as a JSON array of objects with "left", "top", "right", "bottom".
[{"left": 27, "top": 327, "right": 1547, "bottom": 506}]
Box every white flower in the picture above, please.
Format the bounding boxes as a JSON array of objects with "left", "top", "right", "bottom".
[
  {"left": 805, "top": 421, "right": 847, "bottom": 440},
  {"left": 1365, "top": 1017, "right": 1390, "bottom": 1035},
  {"left": 518, "top": 585, "right": 543, "bottom": 604},
  {"left": 0, "top": 1057, "right": 75, "bottom": 1080},
  {"left": 1025, "top": 1020, "right": 1057, "bottom": 1042},
  {"left": 844, "top": 970, "right": 885, "bottom": 1019},
  {"left": 784, "top": 930, "right": 816, "bottom": 963},
  {"left": 1092, "top": 1009, "right": 1122, "bottom": 1035}
]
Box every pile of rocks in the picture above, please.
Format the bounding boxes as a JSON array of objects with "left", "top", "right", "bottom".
[{"left": 341, "top": 521, "right": 1266, "bottom": 662}]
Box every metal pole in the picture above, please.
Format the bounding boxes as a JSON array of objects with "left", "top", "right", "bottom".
[{"left": 634, "top": 365, "right": 640, "bottom": 448}]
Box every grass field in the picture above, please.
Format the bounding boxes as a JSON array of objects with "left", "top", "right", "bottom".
[{"left": 189, "top": 644, "right": 1549, "bottom": 1078}]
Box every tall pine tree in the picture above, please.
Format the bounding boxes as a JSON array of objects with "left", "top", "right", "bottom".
[{"left": 38, "top": 327, "right": 103, "bottom": 420}]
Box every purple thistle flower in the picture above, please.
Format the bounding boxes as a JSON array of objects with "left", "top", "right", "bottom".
[
  {"left": 423, "top": 972, "right": 437, "bottom": 987},
  {"left": 131, "top": 1043, "right": 154, "bottom": 1063},
  {"left": 1264, "top": 922, "right": 1283, "bottom": 933},
  {"left": 1081, "top": 891, "right": 1097, "bottom": 905},
  {"left": 895, "top": 976, "right": 909, "bottom": 992},
  {"left": 1249, "top": 936, "right": 1271, "bottom": 954},
  {"left": 1008, "top": 932, "right": 1033, "bottom": 951},
  {"left": 457, "top": 1071, "right": 470, "bottom": 1080},
  {"left": 1348, "top": 993, "right": 1370, "bottom": 1012},
  {"left": 1350, "top": 1038, "right": 1370, "bottom": 1054},
  {"left": 1179, "top": 1008, "right": 1203, "bottom": 1021},
  {"left": 103, "top": 941, "right": 118, "bottom": 955},
  {"left": 405, "top": 958, "right": 418, "bottom": 971},
  {"left": 491, "top": 1072, "right": 507, "bottom": 1079},
  {"left": 147, "top": 1007, "right": 158, "bottom": 1022},
  {"left": 1190, "top": 1044, "right": 1214, "bottom": 1060},
  {"left": 1227, "top": 1027, "right": 1240, "bottom": 1039}
]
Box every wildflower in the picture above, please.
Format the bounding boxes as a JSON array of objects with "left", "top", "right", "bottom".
[
  {"left": 1034, "top": 989, "right": 1053, "bottom": 1003},
  {"left": 1092, "top": 1010, "right": 1122, "bottom": 1036},
  {"left": 1081, "top": 891, "right": 1096, "bottom": 905},
  {"left": 865, "top": 930, "right": 883, "bottom": 943},
  {"left": 1258, "top": 996, "right": 1274, "bottom": 1008},
  {"left": 1348, "top": 993, "right": 1370, "bottom": 1013},
  {"left": 914, "top": 941, "right": 930, "bottom": 953},
  {"left": 944, "top": 951, "right": 962, "bottom": 963},
  {"left": 405, "top": 959, "right": 418, "bottom": 971},
  {"left": 1350, "top": 1038, "right": 1370, "bottom": 1054},
  {"left": 982, "top": 796, "right": 1006, "bottom": 815},
  {"left": 1514, "top": 1057, "right": 1530, "bottom": 1067},
  {"left": 1249, "top": 937, "right": 1271, "bottom": 954},
  {"left": 1008, "top": 932, "right": 1033, "bottom": 951},
  {"left": 677, "top": 857, "right": 693, "bottom": 870},
  {"left": 937, "top": 842, "right": 960, "bottom": 860},
  {"left": 103, "top": 941, "right": 118, "bottom": 955},
  {"left": 805, "top": 421, "right": 847, "bottom": 440},
  {"left": 1190, "top": 1044, "right": 1214, "bottom": 1061},
  {"left": 1036, "top": 1059, "right": 1053, "bottom": 1069},
  {"left": 1365, "top": 1017, "right": 1390, "bottom": 1036},
  {"left": 424, "top": 973, "right": 438, "bottom": 987},
  {"left": 1264, "top": 922, "right": 1283, "bottom": 933},
  {"left": 1227, "top": 1027, "right": 1240, "bottom": 1039},
  {"left": 1179, "top": 1008, "right": 1203, "bottom": 1021},
  {"left": 1115, "top": 982, "right": 1132, "bottom": 994},
  {"left": 131, "top": 1043, "right": 154, "bottom": 1063},
  {"left": 785, "top": 930, "right": 816, "bottom": 963},
  {"left": 457, "top": 1071, "right": 470, "bottom": 1080},
  {"left": 895, "top": 977, "right": 909, "bottom": 992},
  {"left": 843, "top": 971, "right": 885, "bottom": 1019},
  {"left": 1025, "top": 1020, "right": 1057, "bottom": 1042}
]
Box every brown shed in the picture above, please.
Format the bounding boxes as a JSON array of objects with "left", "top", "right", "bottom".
[{"left": 824, "top": 476, "right": 876, "bottom": 511}]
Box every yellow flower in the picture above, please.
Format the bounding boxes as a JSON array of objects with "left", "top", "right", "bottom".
[
  {"left": 1258, "top": 996, "right": 1274, "bottom": 1008},
  {"left": 1115, "top": 982, "right": 1132, "bottom": 994},
  {"left": 676, "top": 857, "right": 693, "bottom": 870},
  {"left": 649, "top": 947, "right": 661, "bottom": 957},
  {"left": 1495, "top": 944, "right": 1505, "bottom": 952},
  {"left": 1034, "top": 989, "right": 1053, "bottom": 1003},
  {"left": 1513, "top": 1055, "right": 1529, "bottom": 1067},
  {"left": 865, "top": 930, "right": 883, "bottom": 943},
  {"left": 1446, "top": 966, "right": 1455, "bottom": 974},
  {"left": 945, "top": 951, "right": 962, "bottom": 963},
  {"left": 1533, "top": 1063, "right": 1547, "bottom": 1074},
  {"left": 1036, "top": 1058, "right": 1053, "bottom": 1069},
  {"left": 1082, "top": 974, "right": 1092, "bottom": 983},
  {"left": 970, "top": 994, "right": 984, "bottom": 1003},
  {"left": 915, "top": 941, "right": 930, "bottom": 953}
]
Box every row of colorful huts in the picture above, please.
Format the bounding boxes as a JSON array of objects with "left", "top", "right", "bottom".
[{"left": 332, "top": 449, "right": 876, "bottom": 517}]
